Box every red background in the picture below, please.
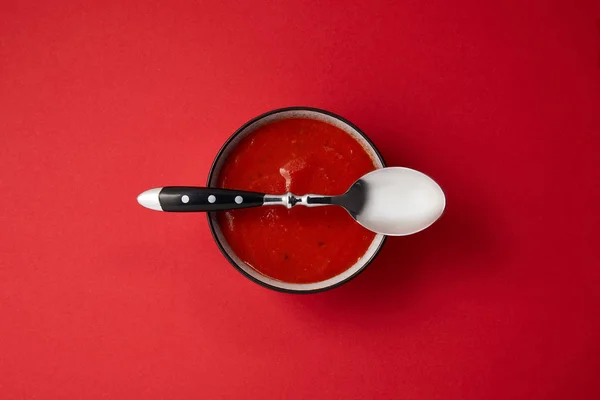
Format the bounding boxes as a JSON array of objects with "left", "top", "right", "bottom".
[{"left": 1, "top": 1, "right": 600, "bottom": 399}]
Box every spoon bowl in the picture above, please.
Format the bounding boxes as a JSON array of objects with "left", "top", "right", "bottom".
[{"left": 352, "top": 167, "right": 445, "bottom": 235}]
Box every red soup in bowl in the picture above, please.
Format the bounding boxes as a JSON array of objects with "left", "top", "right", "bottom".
[{"left": 207, "top": 108, "right": 386, "bottom": 293}]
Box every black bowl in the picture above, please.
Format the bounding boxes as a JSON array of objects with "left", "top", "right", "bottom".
[{"left": 206, "top": 107, "right": 387, "bottom": 293}]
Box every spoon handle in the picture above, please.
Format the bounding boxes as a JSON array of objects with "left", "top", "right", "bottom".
[{"left": 137, "top": 187, "right": 266, "bottom": 212}]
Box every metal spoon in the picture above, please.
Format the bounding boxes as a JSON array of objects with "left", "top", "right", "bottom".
[{"left": 137, "top": 167, "right": 445, "bottom": 236}]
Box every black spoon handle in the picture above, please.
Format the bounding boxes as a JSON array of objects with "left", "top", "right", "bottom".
[{"left": 138, "top": 187, "right": 266, "bottom": 212}]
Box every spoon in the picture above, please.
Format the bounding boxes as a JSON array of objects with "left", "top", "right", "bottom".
[{"left": 137, "top": 167, "right": 445, "bottom": 236}]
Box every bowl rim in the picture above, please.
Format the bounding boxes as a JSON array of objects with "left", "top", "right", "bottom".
[{"left": 206, "top": 106, "right": 387, "bottom": 293}]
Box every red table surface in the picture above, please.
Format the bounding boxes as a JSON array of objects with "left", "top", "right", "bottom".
[{"left": 1, "top": 1, "right": 600, "bottom": 399}]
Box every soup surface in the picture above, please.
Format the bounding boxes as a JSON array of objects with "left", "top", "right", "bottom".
[{"left": 216, "top": 118, "right": 378, "bottom": 283}]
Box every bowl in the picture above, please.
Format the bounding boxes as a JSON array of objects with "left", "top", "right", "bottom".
[{"left": 207, "top": 107, "right": 386, "bottom": 293}]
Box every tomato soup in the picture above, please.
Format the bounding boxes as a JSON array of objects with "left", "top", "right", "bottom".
[{"left": 216, "top": 118, "right": 378, "bottom": 283}]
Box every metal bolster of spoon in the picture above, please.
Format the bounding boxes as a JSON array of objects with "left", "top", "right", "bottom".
[{"left": 264, "top": 193, "right": 335, "bottom": 208}]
